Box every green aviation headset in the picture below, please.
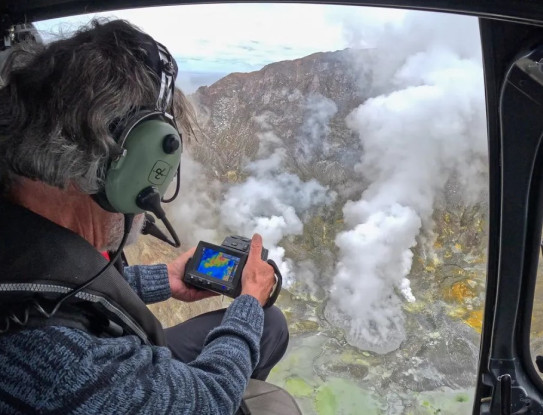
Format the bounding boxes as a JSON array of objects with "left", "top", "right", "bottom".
[{"left": 94, "top": 37, "right": 183, "bottom": 217}]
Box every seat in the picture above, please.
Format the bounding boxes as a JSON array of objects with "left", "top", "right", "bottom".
[{"left": 240, "top": 379, "right": 303, "bottom": 415}]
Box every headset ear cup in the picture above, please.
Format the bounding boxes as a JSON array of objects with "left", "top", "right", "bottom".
[{"left": 103, "top": 116, "right": 182, "bottom": 214}]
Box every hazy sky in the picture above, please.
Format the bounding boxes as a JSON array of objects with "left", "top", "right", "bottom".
[{"left": 36, "top": 3, "right": 407, "bottom": 91}]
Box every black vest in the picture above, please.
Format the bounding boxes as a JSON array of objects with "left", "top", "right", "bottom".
[{"left": 0, "top": 198, "right": 165, "bottom": 346}]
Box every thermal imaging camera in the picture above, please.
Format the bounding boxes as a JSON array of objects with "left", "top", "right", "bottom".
[{"left": 183, "top": 236, "right": 269, "bottom": 298}]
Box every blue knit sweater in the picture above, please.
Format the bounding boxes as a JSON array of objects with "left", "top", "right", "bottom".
[{"left": 0, "top": 264, "right": 264, "bottom": 414}]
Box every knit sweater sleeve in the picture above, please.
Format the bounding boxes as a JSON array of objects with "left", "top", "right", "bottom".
[
  {"left": 0, "top": 295, "right": 263, "bottom": 415},
  {"left": 123, "top": 264, "right": 171, "bottom": 304}
]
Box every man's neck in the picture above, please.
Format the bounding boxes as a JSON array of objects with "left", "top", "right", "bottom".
[{"left": 8, "top": 178, "right": 114, "bottom": 250}]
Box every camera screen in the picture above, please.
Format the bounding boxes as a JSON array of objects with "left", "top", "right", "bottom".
[{"left": 196, "top": 247, "right": 241, "bottom": 282}]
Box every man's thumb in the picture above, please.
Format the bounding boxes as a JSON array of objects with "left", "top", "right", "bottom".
[{"left": 249, "top": 233, "right": 263, "bottom": 260}]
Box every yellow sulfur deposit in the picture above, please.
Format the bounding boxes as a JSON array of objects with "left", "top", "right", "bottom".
[
  {"left": 446, "top": 280, "right": 476, "bottom": 302},
  {"left": 465, "top": 310, "right": 483, "bottom": 333}
]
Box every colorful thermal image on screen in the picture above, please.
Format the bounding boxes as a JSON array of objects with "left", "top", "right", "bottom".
[{"left": 197, "top": 247, "right": 240, "bottom": 281}]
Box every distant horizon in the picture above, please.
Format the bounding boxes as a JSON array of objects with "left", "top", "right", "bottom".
[
  {"left": 176, "top": 69, "right": 227, "bottom": 94},
  {"left": 175, "top": 46, "right": 354, "bottom": 93}
]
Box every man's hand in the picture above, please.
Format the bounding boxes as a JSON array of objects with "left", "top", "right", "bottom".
[
  {"left": 240, "top": 234, "right": 276, "bottom": 307},
  {"left": 167, "top": 247, "right": 219, "bottom": 302}
]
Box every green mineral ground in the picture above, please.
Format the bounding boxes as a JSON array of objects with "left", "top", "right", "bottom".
[{"left": 268, "top": 326, "right": 475, "bottom": 415}]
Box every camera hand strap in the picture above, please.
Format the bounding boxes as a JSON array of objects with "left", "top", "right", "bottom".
[{"left": 264, "top": 259, "right": 282, "bottom": 309}]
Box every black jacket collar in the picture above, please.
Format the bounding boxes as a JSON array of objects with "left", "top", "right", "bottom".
[{"left": 0, "top": 198, "right": 165, "bottom": 345}]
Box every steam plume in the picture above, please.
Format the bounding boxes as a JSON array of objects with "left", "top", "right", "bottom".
[
  {"left": 325, "top": 12, "right": 487, "bottom": 353},
  {"left": 220, "top": 107, "right": 337, "bottom": 283},
  {"left": 171, "top": 96, "right": 337, "bottom": 286}
]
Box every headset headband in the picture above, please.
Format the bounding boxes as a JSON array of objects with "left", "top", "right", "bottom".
[
  {"left": 155, "top": 41, "right": 177, "bottom": 114},
  {"left": 111, "top": 39, "right": 178, "bottom": 150}
]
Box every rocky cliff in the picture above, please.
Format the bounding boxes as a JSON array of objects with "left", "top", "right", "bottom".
[{"left": 189, "top": 49, "right": 369, "bottom": 190}]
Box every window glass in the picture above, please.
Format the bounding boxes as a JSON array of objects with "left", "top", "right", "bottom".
[{"left": 39, "top": 5, "right": 488, "bottom": 414}]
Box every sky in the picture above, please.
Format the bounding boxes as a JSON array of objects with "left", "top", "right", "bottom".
[{"left": 35, "top": 3, "right": 407, "bottom": 92}]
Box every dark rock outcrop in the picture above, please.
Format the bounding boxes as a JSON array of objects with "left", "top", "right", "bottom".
[{"left": 189, "top": 49, "right": 370, "bottom": 190}]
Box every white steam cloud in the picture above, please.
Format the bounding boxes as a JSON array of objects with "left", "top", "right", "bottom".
[
  {"left": 295, "top": 94, "right": 338, "bottom": 163},
  {"left": 325, "top": 12, "right": 487, "bottom": 353},
  {"left": 168, "top": 153, "right": 222, "bottom": 247},
  {"left": 170, "top": 96, "right": 337, "bottom": 286},
  {"left": 221, "top": 107, "right": 337, "bottom": 284}
]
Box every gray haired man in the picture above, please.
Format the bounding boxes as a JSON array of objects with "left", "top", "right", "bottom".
[{"left": 0, "top": 19, "right": 288, "bottom": 414}]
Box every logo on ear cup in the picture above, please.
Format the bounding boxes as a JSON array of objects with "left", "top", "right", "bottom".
[{"left": 149, "top": 161, "right": 172, "bottom": 185}]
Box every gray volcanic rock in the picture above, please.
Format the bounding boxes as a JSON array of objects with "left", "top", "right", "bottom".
[{"left": 189, "top": 49, "right": 369, "bottom": 193}]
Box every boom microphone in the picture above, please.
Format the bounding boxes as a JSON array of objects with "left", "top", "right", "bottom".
[{"left": 141, "top": 213, "right": 175, "bottom": 246}]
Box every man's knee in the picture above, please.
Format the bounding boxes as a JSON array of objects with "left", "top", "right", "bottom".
[
  {"left": 252, "top": 305, "right": 289, "bottom": 380},
  {"left": 263, "top": 305, "right": 289, "bottom": 349}
]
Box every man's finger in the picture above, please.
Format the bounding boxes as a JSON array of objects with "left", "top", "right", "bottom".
[{"left": 248, "top": 233, "right": 263, "bottom": 260}]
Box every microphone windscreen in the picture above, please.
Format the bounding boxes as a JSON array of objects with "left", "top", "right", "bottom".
[{"left": 141, "top": 213, "right": 170, "bottom": 244}]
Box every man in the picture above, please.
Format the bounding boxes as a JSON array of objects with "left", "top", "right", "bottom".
[{"left": 0, "top": 19, "right": 288, "bottom": 414}]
